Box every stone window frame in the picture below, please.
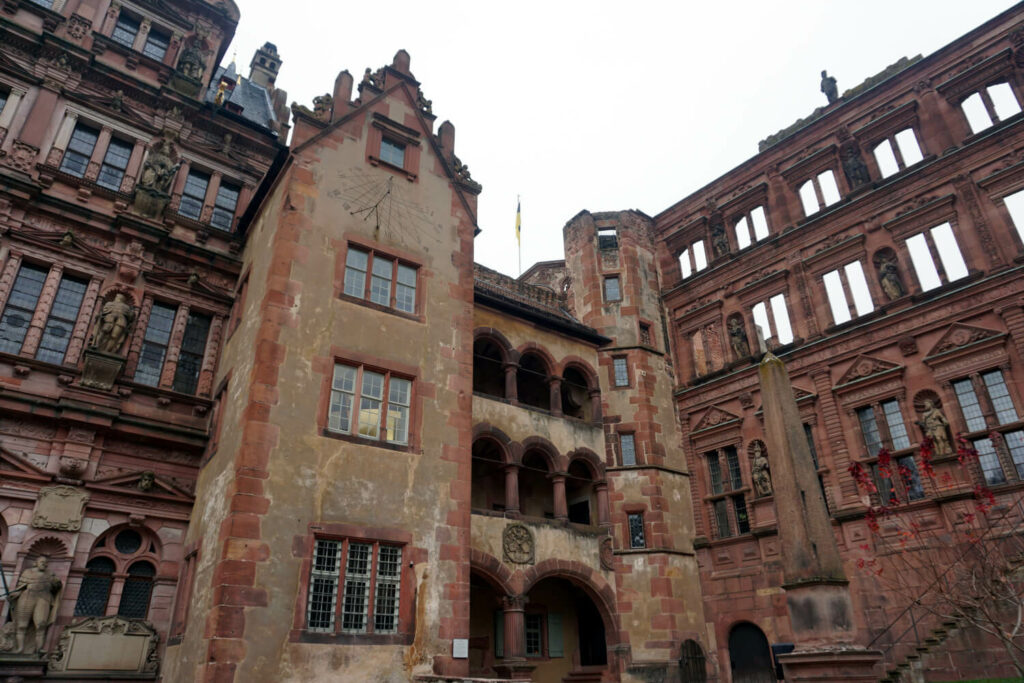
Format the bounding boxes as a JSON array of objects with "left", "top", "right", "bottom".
[
  {"left": 624, "top": 507, "right": 647, "bottom": 549},
  {"left": 167, "top": 542, "right": 199, "bottom": 645},
  {"left": 719, "top": 183, "right": 772, "bottom": 252},
  {"left": 800, "top": 233, "right": 880, "bottom": 329},
  {"left": 290, "top": 522, "right": 419, "bottom": 645},
  {"left": 315, "top": 347, "right": 424, "bottom": 453},
  {"left": 610, "top": 355, "right": 631, "bottom": 389},
  {"left": 664, "top": 214, "right": 711, "bottom": 284},
  {"left": 616, "top": 429, "right": 638, "bottom": 467},
  {"left": 674, "top": 299, "right": 726, "bottom": 381},
  {"left": 936, "top": 49, "right": 1024, "bottom": 141},
  {"left": 94, "top": 0, "right": 186, "bottom": 69},
  {"left": 367, "top": 113, "right": 421, "bottom": 182},
  {"left": 978, "top": 165, "right": 1024, "bottom": 257},
  {"left": 780, "top": 145, "right": 845, "bottom": 220},
  {"left": 169, "top": 158, "right": 250, "bottom": 234},
  {"left": 852, "top": 101, "right": 930, "bottom": 180},
  {"left": 0, "top": 81, "right": 28, "bottom": 149},
  {"left": 602, "top": 274, "right": 622, "bottom": 303},
  {"left": 335, "top": 235, "right": 425, "bottom": 322},
  {"left": 71, "top": 525, "right": 163, "bottom": 621}
]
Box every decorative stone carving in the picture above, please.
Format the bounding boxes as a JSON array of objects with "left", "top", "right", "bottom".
[
  {"left": 58, "top": 457, "right": 86, "bottom": 480},
  {"left": 929, "top": 323, "right": 1000, "bottom": 355},
  {"left": 4, "top": 140, "right": 39, "bottom": 173},
  {"left": 80, "top": 349, "right": 126, "bottom": 391},
  {"left": 502, "top": 523, "right": 535, "bottom": 565},
  {"left": 599, "top": 537, "right": 614, "bottom": 571},
  {"left": 839, "top": 136, "right": 871, "bottom": 189},
  {"left": 709, "top": 211, "right": 729, "bottom": 257},
  {"left": 820, "top": 70, "right": 838, "bottom": 103},
  {"left": 137, "top": 470, "right": 155, "bottom": 492},
  {"left": 132, "top": 133, "right": 179, "bottom": 218},
  {"left": 312, "top": 94, "right": 333, "bottom": 122},
  {"left": 916, "top": 398, "right": 952, "bottom": 456},
  {"left": 0, "top": 556, "right": 62, "bottom": 655},
  {"left": 898, "top": 336, "right": 918, "bottom": 357},
  {"left": 693, "top": 406, "right": 741, "bottom": 431},
  {"left": 66, "top": 14, "right": 91, "bottom": 40},
  {"left": 48, "top": 616, "right": 159, "bottom": 675},
  {"left": 728, "top": 316, "right": 750, "bottom": 360},
  {"left": 750, "top": 441, "right": 772, "bottom": 497},
  {"left": 176, "top": 35, "right": 207, "bottom": 81},
  {"left": 89, "top": 292, "right": 136, "bottom": 354},
  {"left": 32, "top": 485, "right": 89, "bottom": 531},
  {"left": 875, "top": 253, "right": 905, "bottom": 300}
]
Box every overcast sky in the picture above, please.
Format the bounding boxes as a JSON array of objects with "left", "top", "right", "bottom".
[{"left": 227, "top": 0, "right": 1018, "bottom": 277}]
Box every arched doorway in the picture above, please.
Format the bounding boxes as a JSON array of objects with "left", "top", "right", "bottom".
[
  {"left": 468, "top": 569, "right": 506, "bottom": 676},
  {"left": 679, "top": 638, "right": 707, "bottom": 682},
  {"left": 728, "top": 622, "right": 774, "bottom": 683},
  {"left": 521, "top": 577, "right": 608, "bottom": 681}
]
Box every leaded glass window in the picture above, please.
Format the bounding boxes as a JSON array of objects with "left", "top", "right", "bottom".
[
  {"left": 0, "top": 264, "right": 48, "bottom": 354},
  {"left": 74, "top": 556, "right": 115, "bottom": 616},
  {"left": 97, "top": 138, "right": 133, "bottom": 191},
  {"left": 171, "top": 312, "right": 211, "bottom": 394},
  {"left": 134, "top": 302, "right": 176, "bottom": 387},
  {"left": 628, "top": 512, "right": 646, "bottom": 548},
  {"left": 117, "top": 561, "right": 155, "bottom": 619},
  {"left": 36, "top": 276, "right": 87, "bottom": 364},
  {"left": 60, "top": 124, "right": 99, "bottom": 177}
]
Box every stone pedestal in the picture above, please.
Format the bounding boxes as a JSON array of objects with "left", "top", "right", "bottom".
[
  {"left": 131, "top": 186, "right": 171, "bottom": 219},
  {"left": 750, "top": 495, "right": 776, "bottom": 529},
  {"left": 492, "top": 660, "right": 536, "bottom": 681},
  {"left": 777, "top": 646, "right": 882, "bottom": 682},
  {"left": 80, "top": 349, "right": 125, "bottom": 391},
  {"left": 0, "top": 653, "right": 48, "bottom": 679},
  {"left": 783, "top": 581, "right": 854, "bottom": 647}
]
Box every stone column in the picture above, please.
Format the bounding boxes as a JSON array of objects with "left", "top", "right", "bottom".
[
  {"left": 595, "top": 482, "right": 610, "bottom": 527},
  {"left": 503, "top": 362, "right": 518, "bottom": 402},
  {"left": 64, "top": 277, "right": 101, "bottom": 366},
  {"left": 195, "top": 315, "right": 223, "bottom": 397},
  {"left": 124, "top": 295, "right": 152, "bottom": 378},
  {"left": 503, "top": 464, "right": 520, "bottom": 516},
  {"left": 502, "top": 595, "right": 527, "bottom": 660},
  {"left": 810, "top": 366, "right": 859, "bottom": 507},
  {"left": 552, "top": 473, "right": 568, "bottom": 521},
  {"left": 132, "top": 18, "right": 151, "bottom": 52},
  {"left": 121, "top": 140, "right": 146, "bottom": 193},
  {"left": 44, "top": 111, "right": 79, "bottom": 167},
  {"left": 201, "top": 171, "right": 222, "bottom": 224},
  {"left": 0, "top": 252, "right": 23, "bottom": 313},
  {"left": 169, "top": 159, "right": 190, "bottom": 213},
  {"left": 0, "top": 88, "right": 24, "bottom": 146},
  {"left": 159, "top": 304, "right": 189, "bottom": 389},
  {"left": 997, "top": 304, "right": 1024, "bottom": 364},
  {"left": 21, "top": 265, "right": 63, "bottom": 357},
  {"left": 548, "top": 377, "right": 561, "bottom": 416},
  {"left": 85, "top": 126, "right": 113, "bottom": 181},
  {"left": 588, "top": 388, "right": 602, "bottom": 423}
]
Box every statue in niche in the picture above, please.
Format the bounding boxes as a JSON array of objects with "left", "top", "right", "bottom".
[
  {"left": 5, "top": 556, "right": 62, "bottom": 655},
  {"left": 820, "top": 70, "right": 838, "bottom": 103},
  {"left": 918, "top": 400, "right": 952, "bottom": 456},
  {"left": 89, "top": 293, "right": 135, "bottom": 355},
  {"left": 877, "top": 256, "right": 905, "bottom": 300},
  {"left": 750, "top": 442, "right": 772, "bottom": 497},
  {"left": 710, "top": 213, "right": 729, "bottom": 257},
  {"left": 137, "top": 136, "right": 179, "bottom": 195},
  {"left": 177, "top": 39, "right": 207, "bottom": 80},
  {"left": 840, "top": 139, "right": 871, "bottom": 189},
  {"left": 728, "top": 317, "right": 750, "bottom": 359}
]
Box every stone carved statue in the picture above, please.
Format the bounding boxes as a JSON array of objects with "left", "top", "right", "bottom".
[
  {"left": 313, "top": 94, "right": 333, "bottom": 122},
  {"left": 840, "top": 139, "right": 871, "bottom": 189},
  {"left": 177, "top": 41, "right": 207, "bottom": 80},
  {"left": 878, "top": 257, "right": 905, "bottom": 300},
  {"left": 138, "top": 137, "right": 179, "bottom": 195},
  {"left": 821, "top": 70, "right": 838, "bottom": 104},
  {"left": 710, "top": 214, "right": 729, "bottom": 258},
  {"left": 751, "top": 442, "right": 772, "bottom": 497},
  {"left": 4, "top": 557, "right": 62, "bottom": 655},
  {"left": 918, "top": 400, "right": 952, "bottom": 456},
  {"left": 89, "top": 293, "right": 135, "bottom": 355},
  {"left": 137, "top": 471, "right": 155, "bottom": 492},
  {"left": 728, "top": 317, "right": 750, "bottom": 359}
]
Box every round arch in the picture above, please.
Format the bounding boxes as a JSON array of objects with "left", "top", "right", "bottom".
[
  {"left": 727, "top": 621, "right": 773, "bottom": 683},
  {"left": 518, "top": 558, "right": 620, "bottom": 648}
]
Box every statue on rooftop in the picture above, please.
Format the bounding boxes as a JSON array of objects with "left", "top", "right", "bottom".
[{"left": 821, "top": 70, "right": 838, "bottom": 104}]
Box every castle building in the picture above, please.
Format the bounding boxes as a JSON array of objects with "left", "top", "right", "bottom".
[{"left": 2, "top": 1, "right": 1024, "bottom": 682}]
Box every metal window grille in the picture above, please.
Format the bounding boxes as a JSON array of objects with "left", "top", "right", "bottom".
[
  {"left": 36, "top": 276, "right": 86, "bottom": 364},
  {"left": 114, "top": 529, "right": 143, "bottom": 554},
  {"left": 679, "top": 639, "right": 707, "bottom": 682},
  {"left": 983, "top": 371, "right": 1019, "bottom": 425},
  {"left": 0, "top": 264, "right": 48, "bottom": 354},
  {"left": 74, "top": 557, "right": 115, "bottom": 616},
  {"left": 134, "top": 303, "right": 176, "bottom": 386},
  {"left": 172, "top": 312, "right": 211, "bottom": 394},
  {"left": 373, "top": 545, "right": 402, "bottom": 633},
  {"left": 628, "top": 513, "right": 646, "bottom": 548},
  {"left": 117, "top": 561, "right": 155, "bottom": 618},
  {"left": 306, "top": 539, "right": 341, "bottom": 631},
  {"left": 341, "top": 542, "right": 371, "bottom": 632}
]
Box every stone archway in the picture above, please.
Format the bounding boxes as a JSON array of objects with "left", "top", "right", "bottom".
[{"left": 728, "top": 622, "right": 774, "bottom": 683}]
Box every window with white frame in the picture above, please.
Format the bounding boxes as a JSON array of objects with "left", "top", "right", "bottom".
[
  {"left": 1001, "top": 188, "right": 1024, "bottom": 247},
  {"left": 678, "top": 240, "right": 708, "bottom": 279},
  {"left": 328, "top": 363, "right": 411, "bottom": 445},
  {"left": 751, "top": 293, "right": 793, "bottom": 346},
  {"left": 822, "top": 261, "right": 874, "bottom": 325},
  {"left": 905, "top": 222, "right": 969, "bottom": 292},
  {"left": 733, "top": 206, "right": 770, "bottom": 249},
  {"left": 380, "top": 138, "right": 405, "bottom": 167},
  {"left": 797, "top": 170, "right": 841, "bottom": 217},
  {"left": 343, "top": 247, "right": 418, "bottom": 314},
  {"left": 960, "top": 82, "right": 1022, "bottom": 135},
  {"left": 872, "top": 128, "right": 925, "bottom": 178},
  {"left": 306, "top": 538, "right": 403, "bottom": 634}
]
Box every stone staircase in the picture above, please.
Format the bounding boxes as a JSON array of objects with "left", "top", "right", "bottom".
[{"left": 879, "top": 619, "right": 960, "bottom": 683}]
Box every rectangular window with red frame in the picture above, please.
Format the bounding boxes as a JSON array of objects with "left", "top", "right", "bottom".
[{"left": 306, "top": 538, "right": 403, "bottom": 635}]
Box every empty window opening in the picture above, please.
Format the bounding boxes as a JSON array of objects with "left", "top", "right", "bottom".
[
  {"left": 566, "top": 460, "right": 595, "bottom": 525},
  {"left": 597, "top": 226, "right": 618, "bottom": 250},
  {"left": 471, "top": 439, "right": 506, "bottom": 512},
  {"left": 1001, "top": 188, "right": 1024, "bottom": 247},
  {"left": 678, "top": 240, "right": 708, "bottom": 280},
  {"left": 561, "top": 366, "right": 593, "bottom": 420},
  {"left": 734, "top": 206, "right": 770, "bottom": 249},
  {"left": 472, "top": 338, "right": 504, "bottom": 398},
  {"left": 822, "top": 261, "right": 874, "bottom": 325},
  {"left": 751, "top": 294, "right": 793, "bottom": 347},
  {"left": 906, "top": 222, "right": 969, "bottom": 292},
  {"left": 873, "top": 128, "right": 924, "bottom": 179},
  {"left": 517, "top": 353, "right": 550, "bottom": 410},
  {"left": 961, "top": 82, "right": 1022, "bottom": 134},
  {"left": 519, "top": 450, "right": 554, "bottom": 518},
  {"left": 798, "top": 170, "right": 841, "bottom": 217}
]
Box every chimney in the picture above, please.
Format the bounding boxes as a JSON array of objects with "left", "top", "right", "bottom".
[{"left": 332, "top": 70, "right": 354, "bottom": 122}]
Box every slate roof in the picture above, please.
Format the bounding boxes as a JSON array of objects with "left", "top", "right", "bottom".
[{"left": 203, "top": 62, "right": 277, "bottom": 133}]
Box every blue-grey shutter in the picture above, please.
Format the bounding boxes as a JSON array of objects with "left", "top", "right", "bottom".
[
  {"left": 494, "top": 610, "right": 504, "bottom": 658},
  {"left": 547, "top": 612, "right": 564, "bottom": 657}
]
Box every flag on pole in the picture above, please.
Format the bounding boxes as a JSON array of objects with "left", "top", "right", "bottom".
[{"left": 515, "top": 198, "right": 521, "bottom": 246}]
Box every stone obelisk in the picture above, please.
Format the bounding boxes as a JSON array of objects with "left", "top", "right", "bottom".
[{"left": 758, "top": 352, "right": 880, "bottom": 681}]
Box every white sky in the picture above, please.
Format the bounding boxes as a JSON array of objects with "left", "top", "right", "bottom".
[{"left": 227, "top": 0, "right": 1018, "bottom": 277}]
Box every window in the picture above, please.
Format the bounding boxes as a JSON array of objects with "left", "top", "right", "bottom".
[
  {"left": 142, "top": 29, "right": 170, "bottom": 61},
  {"left": 36, "top": 275, "right": 87, "bottom": 364},
  {"left": 179, "top": 170, "right": 210, "bottom": 221},
  {"left": 732, "top": 496, "right": 750, "bottom": 534},
  {"left": 960, "top": 82, "right": 1022, "bottom": 135},
  {"left": 872, "top": 128, "right": 924, "bottom": 178},
  {"left": 111, "top": 13, "right": 140, "bottom": 49},
  {"left": 905, "top": 222, "right": 969, "bottom": 292},
  {"left": 210, "top": 182, "right": 240, "bottom": 231},
  {"left": 597, "top": 227, "right": 618, "bottom": 250},
  {"left": 172, "top": 312, "right": 211, "bottom": 394},
  {"left": 60, "top": 123, "right": 99, "bottom": 178},
  {"left": 27, "top": 0, "right": 54, "bottom": 8},
  {"left": 604, "top": 276, "right": 621, "bottom": 302},
  {"left": 724, "top": 446, "right": 742, "bottom": 490},
  {"left": 822, "top": 261, "right": 874, "bottom": 325},
  {"left": 1002, "top": 188, "right": 1024, "bottom": 247},
  {"left": 706, "top": 452, "right": 723, "bottom": 495},
  {"left": 73, "top": 528, "right": 158, "bottom": 619},
  {"left": 678, "top": 240, "right": 708, "bottom": 279},
  {"left": 797, "top": 170, "right": 841, "bottom": 217},
  {"left": 74, "top": 557, "right": 116, "bottom": 616},
  {"left": 343, "top": 247, "right": 417, "bottom": 314},
  {"left": 733, "top": 206, "right": 770, "bottom": 249},
  {"left": 525, "top": 613, "right": 544, "bottom": 657},
  {"left": 897, "top": 455, "right": 924, "bottom": 500},
  {"left": 118, "top": 561, "right": 156, "bottom": 618},
  {"left": 0, "top": 263, "right": 48, "bottom": 354},
  {"left": 134, "top": 302, "right": 176, "bottom": 387},
  {"left": 379, "top": 139, "right": 405, "bottom": 167},
  {"left": 305, "top": 538, "right": 404, "bottom": 634},
  {"left": 612, "top": 357, "right": 629, "bottom": 387},
  {"left": 856, "top": 400, "right": 911, "bottom": 455},
  {"left": 974, "top": 437, "right": 1006, "bottom": 486},
  {"left": 97, "top": 138, "right": 133, "bottom": 192},
  {"left": 713, "top": 499, "right": 730, "bottom": 538},
  {"left": 620, "top": 433, "right": 636, "bottom": 466},
  {"left": 751, "top": 294, "right": 793, "bottom": 346},
  {"left": 953, "top": 371, "right": 1019, "bottom": 432},
  {"left": 627, "top": 512, "right": 646, "bottom": 548},
  {"left": 0, "top": 91, "right": 7, "bottom": 115},
  {"left": 328, "top": 363, "right": 411, "bottom": 445},
  {"left": 638, "top": 323, "right": 652, "bottom": 347}
]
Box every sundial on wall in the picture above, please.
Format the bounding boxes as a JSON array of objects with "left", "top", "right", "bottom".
[{"left": 328, "top": 167, "right": 435, "bottom": 240}]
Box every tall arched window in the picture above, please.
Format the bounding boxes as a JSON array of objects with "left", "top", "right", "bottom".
[
  {"left": 73, "top": 527, "right": 160, "bottom": 620},
  {"left": 74, "top": 556, "right": 115, "bottom": 616},
  {"left": 119, "top": 561, "right": 156, "bottom": 618}
]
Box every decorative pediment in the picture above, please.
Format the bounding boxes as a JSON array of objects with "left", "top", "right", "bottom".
[
  {"left": 144, "top": 267, "right": 232, "bottom": 302},
  {"left": 756, "top": 386, "right": 816, "bottom": 415},
  {"left": 925, "top": 323, "right": 1005, "bottom": 358},
  {"left": 692, "top": 406, "right": 741, "bottom": 433},
  {"left": 7, "top": 226, "right": 115, "bottom": 268},
  {"left": 835, "top": 355, "right": 904, "bottom": 389},
  {"left": 88, "top": 470, "right": 194, "bottom": 503},
  {"left": 0, "top": 443, "right": 53, "bottom": 483}
]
